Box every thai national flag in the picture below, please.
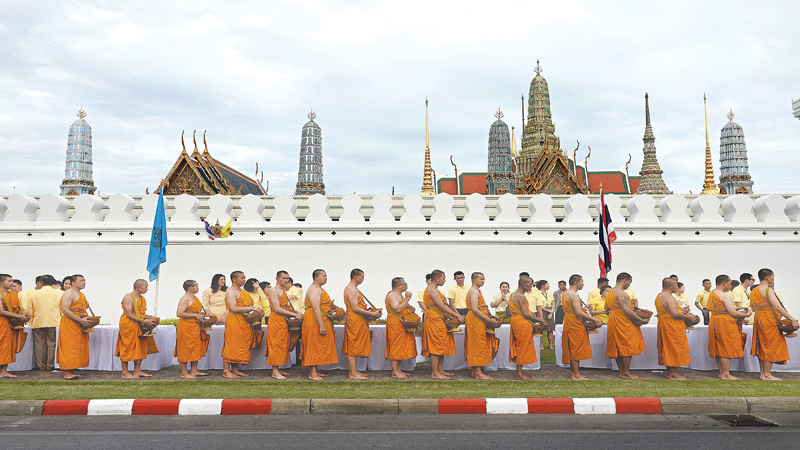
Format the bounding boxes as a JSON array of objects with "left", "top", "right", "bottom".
[
  {"left": 203, "top": 219, "right": 216, "bottom": 241},
  {"left": 598, "top": 187, "right": 617, "bottom": 277}
]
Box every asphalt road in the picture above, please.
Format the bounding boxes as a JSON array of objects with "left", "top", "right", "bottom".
[{"left": 1, "top": 414, "right": 799, "bottom": 449}]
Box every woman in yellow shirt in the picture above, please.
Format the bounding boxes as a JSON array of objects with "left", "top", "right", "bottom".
[{"left": 202, "top": 274, "right": 228, "bottom": 324}]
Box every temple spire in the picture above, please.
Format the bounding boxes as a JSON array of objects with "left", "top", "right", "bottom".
[
  {"left": 636, "top": 93, "right": 670, "bottom": 194},
  {"left": 645, "top": 93, "right": 651, "bottom": 126},
  {"left": 421, "top": 98, "right": 434, "bottom": 195},
  {"left": 521, "top": 94, "right": 525, "bottom": 129},
  {"left": 701, "top": 93, "right": 720, "bottom": 195},
  {"left": 60, "top": 107, "right": 96, "bottom": 196},
  {"left": 510, "top": 126, "right": 517, "bottom": 159}
]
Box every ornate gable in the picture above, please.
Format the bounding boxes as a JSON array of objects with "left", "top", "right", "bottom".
[{"left": 518, "top": 149, "right": 587, "bottom": 195}]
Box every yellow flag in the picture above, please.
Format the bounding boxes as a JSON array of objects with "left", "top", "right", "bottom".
[{"left": 220, "top": 219, "right": 232, "bottom": 238}]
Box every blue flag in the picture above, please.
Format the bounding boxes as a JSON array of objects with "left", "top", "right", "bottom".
[{"left": 146, "top": 189, "right": 168, "bottom": 281}]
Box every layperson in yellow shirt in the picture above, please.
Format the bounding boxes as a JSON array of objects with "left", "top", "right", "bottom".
[
  {"left": 245, "top": 279, "right": 271, "bottom": 324},
  {"left": 674, "top": 282, "right": 691, "bottom": 309},
  {"left": 202, "top": 274, "right": 228, "bottom": 323},
  {"left": 534, "top": 280, "right": 556, "bottom": 350},
  {"left": 287, "top": 282, "right": 306, "bottom": 314},
  {"left": 588, "top": 285, "right": 611, "bottom": 324},
  {"left": 258, "top": 281, "right": 272, "bottom": 321},
  {"left": 732, "top": 273, "right": 754, "bottom": 324},
  {"left": 586, "top": 277, "right": 610, "bottom": 305},
  {"left": 624, "top": 287, "right": 638, "bottom": 308},
  {"left": 490, "top": 281, "right": 511, "bottom": 322},
  {"left": 29, "top": 276, "right": 63, "bottom": 371},
  {"left": 447, "top": 271, "right": 470, "bottom": 316},
  {"left": 695, "top": 279, "right": 712, "bottom": 325},
  {"left": 18, "top": 275, "right": 45, "bottom": 314}
]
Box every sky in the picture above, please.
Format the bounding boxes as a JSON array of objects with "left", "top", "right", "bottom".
[{"left": 1, "top": 0, "right": 798, "bottom": 196}]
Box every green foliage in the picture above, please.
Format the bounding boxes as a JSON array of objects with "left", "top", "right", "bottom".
[{"left": 159, "top": 318, "right": 179, "bottom": 326}]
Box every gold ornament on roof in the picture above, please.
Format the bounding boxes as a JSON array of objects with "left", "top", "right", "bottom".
[
  {"left": 534, "top": 59, "right": 543, "bottom": 75},
  {"left": 308, "top": 108, "right": 316, "bottom": 121},
  {"left": 727, "top": 109, "right": 735, "bottom": 122},
  {"left": 494, "top": 108, "right": 504, "bottom": 120},
  {"left": 77, "top": 107, "right": 86, "bottom": 120}
]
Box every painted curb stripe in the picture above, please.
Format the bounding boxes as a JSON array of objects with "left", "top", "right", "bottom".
[
  {"left": 87, "top": 399, "right": 134, "bottom": 415},
  {"left": 43, "top": 400, "right": 90, "bottom": 416},
  {"left": 178, "top": 399, "right": 223, "bottom": 416},
  {"left": 527, "top": 398, "right": 574, "bottom": 414},
  {"left": 573, "top": 398, "right": 616, "bottom": 415},
  {"left": 614, "top": 397, "right": 661, "bottom": 414},
  {"left": 132, "top": 399, "right": 181, "bottom": 415},
  {"left": 486, "top": 398, "right": 528, "bottom": 414},
  {"left": 438, "top": 398, "right": 486, "bottom": 414},
  {"left": 221, "top": 399, "right": 272, "bottom": 415}
]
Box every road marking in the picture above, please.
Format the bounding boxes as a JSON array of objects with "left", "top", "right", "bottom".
[{"left": 0, "top": 418, "right": 36, "bottom": 428}]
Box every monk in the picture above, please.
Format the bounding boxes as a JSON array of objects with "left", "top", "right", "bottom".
[
  {"left": 343, "top": 269, "right": 382, "bottom": 380},
  {"left": 0, "top": 273, "right": 31, "bottom": 378},
  {"left": 606, "top": 272, "right": 648, "bottom": 380},
  {"left": 267, "top": 271, "right": 304, "bottom": 380},
  {"left": 708, "top": 274, "right": 751, "bottom": 380},
  {"left": 302, "top": 269, "right": 339, "bottom": 381},
  {"left": 56, "top": 274, "right": 91, "bottom": 380},
  {"left": 385, "top": 277, "right": 417, "bottom": 379},
  {"left": 221, "top": 271, "right": 262, "bottom": 379},
  {"left": 464, "top": 272, "right": 500, "bottom": 380},
  {"left": 655, "top": 277, "right": 700, "bottom": 380},
  {"left": 562, "top": 274, "right": 601, "bottom": 381},
  {"left": 508, "top": 276, "right": 545, "bottom": 380},
  {"left": 421, "top": 269, "right": 464, "bottom": 380},
  {"left": 175, "top": 280, "right": 209, "bottom": 379},
  {"left": 750, "top": 268, "right": 799, "bottom": 381},
  {"left": 115, "top": 279, "right": 160, "bottom": 379}
]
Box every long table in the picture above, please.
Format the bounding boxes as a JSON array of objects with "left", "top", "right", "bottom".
[
  {"left": 554, "top": 324, "right": 800, "bottom": 372},
  {"left": 8, "top": 324, "right": 540, "bottom": 372}
]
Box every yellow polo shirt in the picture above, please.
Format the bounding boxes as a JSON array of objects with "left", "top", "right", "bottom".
[
  {"left": 253, "top": 287, "right": 270, "bottom": 323},
  {"left": 29, "top": 286, "right": 63, "bottom": 328},
  {"left": 447, "top": 285, "right": 470, "bottom": 309},
  {"left": 588, "top": 295, "right": 609, "bottom": 324},
  {"left": 586, "top": 287, "right": 602, "bottom": 304},
  {"left": 525, "top": 291, "right": 544, "bottom": 313},
  {"left": 287, "top": 286, "right": 306, "bottom": 314},
  {"left": 492, "top": 292, "right": 509, "bottom": 313},
  {"left": 19, "top": 288, "right": 37, "bottom": 313},
  {"left": 695, "top": 290, "right": 711, "bottom": 309},
  {"left": 674, "top": 292, "right": 690, "bottom": 309},
  {"left": 731, "top": 285, "right": 751, "bottom": 309}
]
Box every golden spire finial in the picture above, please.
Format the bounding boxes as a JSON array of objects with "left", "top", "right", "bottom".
[
  {"left": 308, "top": 108, "right": 316, "bottom": 121},
  {"left": 421, "top": 98, "right": 434, "bottom": 195},
  {"left": 534, "top": 59, "right": 542, "bottom": 75},
  {"left": 701, "top": 93, "right": 719, "bottom": 194},
  {"left": 494, "top": 108, "right": 504, "bottom": 120},
  {"left": 76, "top": 107, "right": 86, "bottom": 120},
  {"left": 203, "top": 130, "right": 209, "bottom": 154},
  {"left": 727, "top": 109, "right": 735, "bottom": 122},
  {"left": 192, "top": 130, "right": 200, "bottom": 156},
  {"left": 510, "top": 126, "right": 517, "bottom": 158},
  {"left": 181, "top": 130, "right": 187, "bottom": 155}
]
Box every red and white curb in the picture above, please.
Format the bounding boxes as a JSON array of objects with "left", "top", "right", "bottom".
[{"left": 41, "top": 398, "right": 661, "bottom": 415}]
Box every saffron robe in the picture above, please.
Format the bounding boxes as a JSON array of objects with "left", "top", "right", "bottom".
[
  {"left": 708, "top": 291, "right": 744, "bottom": 359},
  {"left": 0, "top": 291, "right": 27, "bottom": 365},
  {"left": 561, "top": 295, "right": 592, "bottom": 364},
  {"left": 509, "top": 295, "right": 538, "bottom": 365},
  {"left": 221, "top": 290, "right": 253, "bottom": 365},
  {"left": 464, "top": 291, "right": 499, "bottom": 366},
  {"left": 655, "top": 294, "right": 690, "bottom": 367},
  {"left": 301, "top": 289, "right": 338, "bottom": 366},
  {"left": 342, "top": 290, "right": 372, "bottom": 358},
  {"left": 605, "top": 290, "right": 646, "bottom": 358},
  {"left": 55, "top": 293, "right": 90, "bottom": 370},
  {"left": 266, "top": 291, "right": 293, "bottom": 367},
  {"left": 421, "top": 289, "right": 456, "bottom": 357},
  {"left": 750, "top": 288, "right": 789, "bottom": 364},
  {"left": 115, "top": 295, "right": 158, "bottom": 362},
  {"left": 175, "top": 296, "right": 209, "bottom": 363},
  {"left": 384, "top": 294, "right": 417, "bottom": 361}
]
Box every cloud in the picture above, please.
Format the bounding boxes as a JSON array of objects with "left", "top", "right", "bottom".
[{"left": 1, "top": 0, "right": 798, "bottom": 196}]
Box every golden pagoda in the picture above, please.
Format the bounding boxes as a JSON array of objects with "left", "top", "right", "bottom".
[
  {"left": 700, "top": 94, "right": 720, "bottom": 195},
  {"left": 421, "top": 98, "right": 435, "bottom": 195}
]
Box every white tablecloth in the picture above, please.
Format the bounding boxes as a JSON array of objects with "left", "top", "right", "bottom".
[
  {"left": 197, "top": 325, "right": 295, "bottom": 371},
  {"left": 442, "top": 326, "right": 541, "bottom": 371},
  {"left": 555, "top": 324, "right": 800, "bottom": 372}
]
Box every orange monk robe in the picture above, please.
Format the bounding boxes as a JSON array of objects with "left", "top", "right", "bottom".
[
  {"left": 301, "top": 289, "right": 338, "bottom": 366},
  {"left": 221, "top": 291, "right": 254, "bottom": 365},
  {"left": 266, "top": 292, "right": 293, "bottom": 367},
  {"left": 0, "top": 291, "right": 27, "bottom": 365},
  {"left": 464, "top": 291, "right": 499, "bottom": 366},
  {"left": 750, "top": 288, "right": 789, "bottom": 364},
  {"left": 115, "top": 295, "right": 158, "bottom": 362},
  {"left": 421, "top": 290, "right": 455, "bottom": 357},
  {"left": 174, "top": 296, "right": 209, "bottom": 363},
  {"left": 55, "top": 293, "right": 90, "bottom": 370},
  {"left": 508, "top": 297, "right": 538, "bottom": 365},
  {"left": 384, "top": 295, "right": 417, "bottom": 361},
  {"left": 708, "top": 291, "right": 744, "bottom": 359},
  {"left": 561, "top": 296, "right": 592, "bottom": 364},
  {"left": 342, "top": 291, "right": 372, "bottom": 358},
  {"left": 655, "top": 294, "right": 690, "bottom": 367},
  {"left": 605, "top": 290, "right": 646, "bottom": 358}
]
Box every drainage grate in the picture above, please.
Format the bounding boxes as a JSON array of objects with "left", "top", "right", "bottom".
[{"left": 709, "top": 415, "right": 779, "bottom": 427}]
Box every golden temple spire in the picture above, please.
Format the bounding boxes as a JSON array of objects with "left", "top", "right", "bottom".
[
  {"left": 510, "top": 126, "right": 517, "bottom": 159},
  {"left": 534, "top": 59, "right": 542, "bottom": 75},
  {"left": 77, "top": 107, "right": 86, "bottom": 120},
  {"left": 203, "top": 130, "right": 209, "bottom": 154},
  {"left": 180, "top": 130, "right": 187, "bottom": 155},
  {"left": 701, "top": 93, "right": 720, "bottom": 195},
  {"left": 192, "top": 130, "right": 201, "bottom": 157},
  {"left": 727, "top": 109, "right": 735, "bottom": 122},
  {"left": 421, "top": 98, "right": 434, "bottom": 195}
]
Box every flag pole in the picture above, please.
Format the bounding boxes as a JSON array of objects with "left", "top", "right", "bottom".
[{"left": 154, "top": 267, "right": 160, "bottom": 317}]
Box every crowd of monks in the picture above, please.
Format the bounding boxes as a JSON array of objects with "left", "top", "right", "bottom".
[{"left": 0, "top": 268, "right": 797, "bottom": 381}]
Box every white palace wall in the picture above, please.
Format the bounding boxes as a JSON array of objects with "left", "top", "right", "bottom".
[{"left": 1, "top": 192, "right": 799, "bottom": 321}]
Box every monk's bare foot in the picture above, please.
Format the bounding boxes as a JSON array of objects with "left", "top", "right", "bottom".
[
  {"left": 348, "top": 373, "right": 369, "bottom": 380},
  {"left": 668, "top": 374, "right": 688, "bottom": 380},
  {"left": 180, "top": 373, "right": 196, "bottom": 380},
  {"left": 719, "top": 374, "right": 738, "bottom": 380},
  {"left": 474, "top": 373, "right": 493, "bottom": 380},
  {"left": 272, "top": 373, "right": 287, "bottom": 380},
  {"left": 63, "top": 374, "right": 83, "bottom": 380},
  {"left": 121, "top": 373, "right": 138, "bottom": 379},
  {"left": 279, "top": 370, "right": 291, "bottom": 377},
  {"left": 222, "top": 372, "right": 240, "bottom": 379},
  {"left": 442, "top": 371, "right": 454, "bottom": 377},
  {"left": 570, "top": 375, "right": 589, "bottom": 381},
  {"left": 191, "top": 371, "right": 208, "bottom": 377},
  {"left": 134, "top": 371, "right": 152, "bottom": 377},
  {"left": 515, "top": 373, "right": 533, "bottom": 381},
  {"left": 318, "top": 372, "right": 330, "bottom": 377},
  {"left": 231, "top": 368, "right": 248, "bottom": 377},
  {"left": 391, "top": 373, "right": 409, "bottom": 379},
  {"left": 760, "top": 374, "right": 782, "bottom": 381},
  {"left": 0, "top": 373, "right": 18, "bottom": 378},
  {"left": 309, "top": 375, "right": 324, "bottom": 381},
  {"left": 620, "top": 373, "right": 641, "bottom": 380},
  {"left": 431, "top": 374, "right": 451, "bottom": 380}
]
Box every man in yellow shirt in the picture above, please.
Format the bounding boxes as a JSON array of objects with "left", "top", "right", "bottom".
[
  {"left": 29, "top": 276, "right": 63, "bottom": 371},
  {"left": 695, "top": 278, "right": 712, "bottom": 325},
  {"left": 732, "top": 273, "right": 754, "bottom": 323},
  {"left": 447, "top": 271, "right": 470, "bottom": 316},
  {"left": 624, "top": 287, "right": 638, "bottom": 308},
  {"left": 287, "top": 280, "right": 305, "bottom": 314},
  {"left": 586, "top": 277, "right": 610, "bottom": 305},
  {"left": 18, "top": 275, "right": 45, "bottom": 314}
]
